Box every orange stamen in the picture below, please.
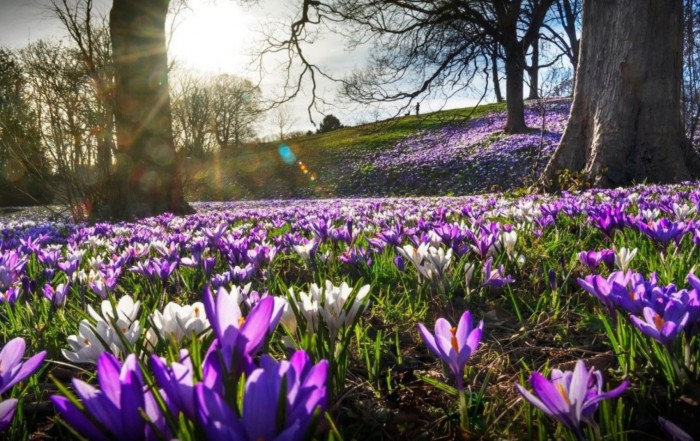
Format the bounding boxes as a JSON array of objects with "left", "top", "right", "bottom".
[
  {"left": 450, "top": 327, "right": 459, "bottom": 352},
  {"left": 556, "top": 383, "right": 571, "bottom": 406},
  {"left": 653, "top": 315, "right": 665, "bottom": 331},
  {"left": 238, "top": 316, "right": 246, "bottom": 327}
]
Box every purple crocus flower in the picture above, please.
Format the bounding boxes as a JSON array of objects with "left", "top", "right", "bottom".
[
  {"left": 578, "top": 270, "right": 633, "bottom": 313},
  {"left": 151, "top": 258, "right": 177, "bottom": 283},
  {"left": 393, "top": 255, "right": 405, "bottom": 271},
  {"left": 417, "top": 310, "right": 483, "bottom": 390},
  {"left": 43, "top": 282, "right": 71, "bottom": 308},
  {"left": 0, "top": 337, "right": 47, "bottom": 395},
  {"left": 0, "top": 338, "right": 46, "bottom": 432},
  {"left": 203, "top": 286, "right": 282, "bottom": 379},
  {"left": 481, "top": 258, "right": 514, "bottom": 288},
  {"left": 57, "top": 258, "right": 80, "bottom": 278},
  {"left": 658, "top": 417, "right": 694, "bottom": 441},
  {"left": 578, "top": 249, "right": 616, "bottom": 271},
  {"left": 629, "top": 303, "right": 689, "bottom": 346},
  {"left": 196, "top": 350, "right": 328, "bottom": 441},
  {"left": 638, "top": 218, "right": 686, "bottom": 248},
  {"left": 516, "top": 360, "right": 628, "bottom": 440},
  {"left": 51, "top": 353, "right": 165, "bottom": 441},
  {"left": 0, "top": 399, "right": 18, "bottom": 432},
  {"left": 150, "top": 350, "right": 196, "bottom": 420}
]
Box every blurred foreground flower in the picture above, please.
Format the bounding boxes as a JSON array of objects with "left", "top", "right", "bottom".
[
  {"left": 659, "top": 417, "right": 694, "bottom": 441},
  {"left": 0, "top": 338, "right": 46, "bottom": 432},
  {"left": 52, "top": 353, "right": 166, "bottom": 440},
  {"left": 196, "top": 350, "right": 328, "bottom": 441},
  {"left": 516, "top": 360, "right": 628, "bottom": 440}
]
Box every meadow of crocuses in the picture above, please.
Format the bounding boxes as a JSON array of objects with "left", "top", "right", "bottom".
[{"left": 1, "top": 181, "right": 700, "bottom": 440}]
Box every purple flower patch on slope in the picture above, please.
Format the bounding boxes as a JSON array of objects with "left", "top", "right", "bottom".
[{"left": 337, "top": 100, "right": 570, "bottom": 197}]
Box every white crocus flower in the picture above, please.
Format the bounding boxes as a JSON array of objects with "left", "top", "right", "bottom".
[
  {"left": 174, "top": 302, "right": 209, "bottom": 336},
  {"left": 62, "top": 320, "right": 112, "bottom": 364},
  {"left": 317, "top": 250, "right": 332, "bottom": 264},
  {"left": 150, "top": 240, "right": 169, "bottom": 256},
  {"left": 502, "top": 231, "right": 518, "bottom": 257},
  {"left": 426, "top": 230, "right": 442, "bottom": 248},
  {"left": 673, "top": 203, "right": 696, "bottom": 220},
  {"left": 426, "top": 246, "right": 452, "bottom": 274},
  {"left": 614, "top": 247, "right": 638, "bottom": 272},
  {"left": 293, "top": 240, "right": 317, "bottom": 265},
  {"left": 464, "top": 262, "right": 476, "bottom": 286},
  {"left": 73, "top": 269, "right": 88, "bottom": 284},
  {"left": 147, "top": 301, "right": 209, "bottom": 349},
  {"left": 417, "top": 246, "right": 453, "bottom": 284},
  {"left": 641, "top": 208, "right": 660, "bottom": 222},
  {"left": 87, "top": 256, "right": 104, "bottom": 271},
  {"left": 290, "top": 285, "right": 321, "bottom": 332},
  {"left": 397, "top": 243, "right": 430, "bottom": 270},
  {"left": 274, "top": 297, "right": 298, "bottom": 334},
  {"left": 87, "top": 295, "right": 142, "bottom": 348},
  {"left": 89, "top": 295, "right": 141, "bottom": 324},
  {"left": 319, "top": 281, "right": 370, "bottom": 339}
]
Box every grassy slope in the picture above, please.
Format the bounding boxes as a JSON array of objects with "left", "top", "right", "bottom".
[{"left": 185, "top": 102, "right": 507, "bottom": 201}]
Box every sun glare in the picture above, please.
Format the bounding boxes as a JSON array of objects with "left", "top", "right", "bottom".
[{"left": 168, "top": 1, "right": 257, "bottom": 73}]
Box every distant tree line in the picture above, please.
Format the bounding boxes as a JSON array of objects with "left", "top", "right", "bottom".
[{"left": 0, "top": 1, "right": 262, "bottom": 215}]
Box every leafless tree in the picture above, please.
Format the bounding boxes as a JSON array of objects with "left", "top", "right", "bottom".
[
  {"left": 0, "top": 48, "right": 51, "bottom": 207},
  {"left": 255, "top": 0, "right": 554, "bottom": 133},
  {"left": 170, "top": 69, "right": 215, "bottom": 158},
  {"left": 210, "top": 74, "right": 262, "bottom": 149},
  {"left": 272, "top": 104, "right": 296, "bottom": 141}
]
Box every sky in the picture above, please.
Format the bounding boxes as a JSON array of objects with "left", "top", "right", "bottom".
[{"left": 0, "top": 0, "right": 485, "bottom": 136}]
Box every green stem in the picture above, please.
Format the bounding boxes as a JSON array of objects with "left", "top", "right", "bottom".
[{"left": 458, "top": 389, "right": 469, "bottom": 433}]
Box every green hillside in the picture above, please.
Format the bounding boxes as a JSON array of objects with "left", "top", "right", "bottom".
[{"left": 184, "top": 101, "right": 530, "bottom": 200}]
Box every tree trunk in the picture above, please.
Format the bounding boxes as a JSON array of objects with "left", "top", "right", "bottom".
[
  {"left": 527, "top": 36, "right": 540, "bottom": 100},
  {"left": 503, "top": 42, "right": 527, "bottom": 133},
  {"left": 542, "top": 0, "right": 700, "bottom": 188},
  {"left": 491, "top": 46, "right": 504, "bottom": 103},
  {"left": 108, "top": 0, "right": 192, "bottom": 220}
]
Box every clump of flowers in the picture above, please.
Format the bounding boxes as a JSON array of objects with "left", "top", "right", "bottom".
[
  {"left": 52, "top": 283, "right": 327, "bottom": 441},
  {"left": 145, "top": 301, "right": 210, "bottom": 349},
  {"left": 288, "top": 281, "right": 371, "bottom": 394},
  {"left": 62, "top": 295, "right": 142, "bottom": 364}
]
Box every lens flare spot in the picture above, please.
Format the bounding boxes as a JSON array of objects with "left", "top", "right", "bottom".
[{"left": 278, "top": 144, "right": 297, "bottom": 165}]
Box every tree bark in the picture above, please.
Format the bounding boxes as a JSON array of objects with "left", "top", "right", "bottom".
[
  {"left": 491, "top": 45, "right": 504, "bottom": 103},
  {"left": 542, "top": 0, "right": 700, "bottom": 188},
  {"left": 108, "top": 0, "right": 192, "bottom": 220},
  {"left": 503, "top": 41, "right": 527, "bottom": 133}
]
